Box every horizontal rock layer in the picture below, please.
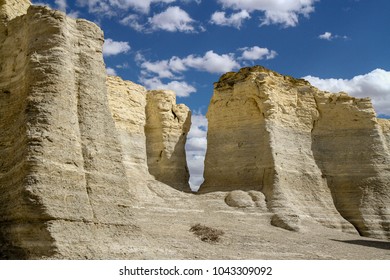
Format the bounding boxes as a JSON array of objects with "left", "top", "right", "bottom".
[{"left": 201, "top": 66, "right": 390, "bottom": 240}]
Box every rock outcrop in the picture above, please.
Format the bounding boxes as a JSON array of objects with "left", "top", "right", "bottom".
[
  {"left": 0, "top": 3, "right": 191, "bottom": 259},
  {"left": 1, "top": 0, "right": 389, "bottom": 260},
  {"left": 378, "top": 119, "right": 390, "bottom": 151},
  {"left": 201, "top": 66, "right": 390, "bottom": 240},
  {"left": 0, "top": 4, "right": 135, "bottom": 258},
  {"left": 0, "top": 0, "right": 30, "bottom": 24},
  {"left": 106, "top": 77, "right": 191, "bottom": 195},
  {"left": 145, "top": 90, "right": 191, "bottom": 191}
]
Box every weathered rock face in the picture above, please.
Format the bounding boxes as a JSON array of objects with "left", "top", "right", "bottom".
[
  {"left": 0, "top": 5, "right": 135, "bottom": 259},
  {"left": 145, "top": 90, "right": 191, "bottom": 191},
  {"left": 378, "top": 119, "right": 390, "bottom": 151},
  {"left": 201, "top": 66, "right": 390, "bottom": 240},
  {"left": 0, "top": 0, "right": 30, "bottom": 24},
  {"left": 106, "top": 77, "right": 191, "bottom": 195},
  {"left": 0, "top": 1, "right": 192, "bottom": 259},
  {"left": 0, "top": 4, "right": 192, "bottom": 258}
]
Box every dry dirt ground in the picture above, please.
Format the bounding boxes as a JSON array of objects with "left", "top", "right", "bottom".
[{"left": 119, "top": 183, "right": 390, "bottom": 260}]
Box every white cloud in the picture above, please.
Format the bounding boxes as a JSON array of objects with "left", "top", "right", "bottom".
[
  {"left": 141, "top": 77, "right": 196, "bottom": 97},
  {"left": 210, "top": 10, "right": 250, "bottom": 29},
  {"left": 303, "top": 69, "right": 390, "bottom": 115},
  {"left": 141, "top": 60, "right": 176, "bottom": 78},
  {"left": 318, "top": 31, "right": 348, "bottom": 41},
  {"left": 120, "top": 6, "right": 200, "bottom": 33},
  {"left": 182, "top": 51, "right": 240, "bottom": 73},
  {"left": 148, "top": 6, "right": 195, "bottom": 32},
  {"left": 240, "top": 46, "right": 277, "bottom": 60},
  {"left": 106, "top": 67, "right": 117, "bottom": 76},
  {"left": 318, "top": 31, "right": 332, "bottom": 40},
  {"left": 120, "top": 14, "right": 146, "bottom": 31},
  {"left": 77, "top": 0, "right": 176, "bottom": 15},
  {"left": 217, "top": 0, "right": 318, "bottom": 27},
  {"left": 103, "top": 39, "right": 131, "bottom": 57},
  {"left": 185, "top": 112, "right": 208, "bottom": 190},
  {"left": 140, "top": 50, "right": 240, "bottom": 78}
]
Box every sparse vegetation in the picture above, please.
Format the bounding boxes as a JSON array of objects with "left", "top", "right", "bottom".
[{"left": 189, "top": 224, "right": 224, "bottom": 243}]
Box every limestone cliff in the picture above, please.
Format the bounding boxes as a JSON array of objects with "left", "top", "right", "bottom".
[
  {"left": 0, "top": 0, "right": 30, "bottom": 24},
  {"left": 201, "top": 66, "right": 390, "bottom": 240},
  {"left": 378, "top": 119, "right": 390, "bottom": 151},
  {"left": 145, "top": 90, "right": 191, "bottom": 191},
  {"left": 106, "top": 77, "right": 191, "bottom": 194},
  {"left": 0, "top": 5, "right": 131, "bottom": 259},
  {"left": 0, "top": 3, "right": 192, "bottom": 258}
]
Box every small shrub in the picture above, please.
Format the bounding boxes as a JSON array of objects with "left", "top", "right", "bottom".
[{"left": 189, "top": 224, "right": 224, "bottom": 243}]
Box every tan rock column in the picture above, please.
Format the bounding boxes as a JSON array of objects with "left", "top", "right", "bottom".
[{"left": 145, "top": 90, "right": 191, "bottom": 191}]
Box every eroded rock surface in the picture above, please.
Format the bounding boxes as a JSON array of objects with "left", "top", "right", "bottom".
[
  {"left": 201, "top": 66, "right": 390, "bottom": 239},
  {"left": 0, "top": 0, "right": 30, "bottom": 24},
  {"left": 106, "top": 77, "right": 192, "bottom": 197},
  {"left": 145, "top": 90, "right": 191, "bottom": 191}
]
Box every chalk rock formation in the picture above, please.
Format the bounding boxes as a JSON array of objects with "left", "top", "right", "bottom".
[
  {"left": 0, "top": 2, "right": 192, "bottom": 258},
  {"left": 145, "top": 90, "right": 191, "bottom": 191},
  {"left": 201, "top": 66, "right": 390, "bottom": 240},
  {"left": 106, "top": 76, "right": 191, "bottom": 194},
  {"left": 379, "top": 119, "right": 390, "bottom": 151},
  {"left": 0, "top": 0, "right": 30, "bottom": 23},
  {"left": 0, "top": 4, "right": 136, "bottom": 258}
]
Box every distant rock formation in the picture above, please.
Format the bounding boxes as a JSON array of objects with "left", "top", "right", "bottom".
[
  {"left": 201, "top": 66, "right": 390, "bottom": 240},
  {"left": 145, "top": 90, "right": 191, "bottom": 190},
  {"left": 0, "top": 3, "right": 190, "bottom": 259},
  {"left": 107, "top": 77, "right": 191, "bottom": 192}
]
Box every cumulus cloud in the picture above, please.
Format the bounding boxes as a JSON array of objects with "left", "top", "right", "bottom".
[
  {"left": 216, "top": 0, "right": 318, "bottom": 27},
  {"left": 140, "top": 50, "right": 240, "bottom": 78},
  {"left": 149, "top": 6, "right": 196, "bottom": 32},
  {"left": 103, "top": 39, "right": 131, "bottom": 57},
  {"left": 210, "top": 10, "right": 250, "bottom": 29},
  {"left": 120, "top": 6, "right": 199, "bottom": 33},
  {"left": 318, "top": 31, "right": 348, "bottom": 41},
  {"left": 240, "top": 46, "right": 277, "bottom": 60},
  {"left": 183, "top": 51, "right": 240, "bottom": 73},
  {"left": 140, "top": 77, "right": 196, "bottom": 97},
  {"left": 185, "top": 112, "right": 208, "bottom": 190},
  {"left": 318, "top": 31, "right": 332, "bottom": 40},
  {"left": 303, "top": 69, "right": 390, "bottom": 115},
  {"left": 106, "top": 67, "right": 117, "bottom": 76},
  {"left": 138, "top": 47, "right": 275, "bottom": 97}
]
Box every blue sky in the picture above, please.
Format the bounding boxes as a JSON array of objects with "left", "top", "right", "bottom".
[{"left": 33, "top": 0, "right": 390, "bottom": 188}]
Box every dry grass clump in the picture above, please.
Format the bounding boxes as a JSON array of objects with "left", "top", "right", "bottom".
[{"left": 189, "top": 224, "right": 224, "bottom": 243}]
